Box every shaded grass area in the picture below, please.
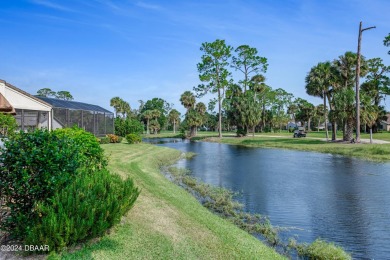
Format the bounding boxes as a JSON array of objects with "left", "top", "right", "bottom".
[
  {"left": 57, "top": 143, "right": 284, "bottom": 259},
  {"left": 209, "top": 136, "right": 390, "bottom": 162}
]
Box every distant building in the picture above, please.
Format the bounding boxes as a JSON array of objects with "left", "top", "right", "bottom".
[
  {"left": 379, "top": 113, "right": 390, "bottom": 131},
  {"left": 0, "top": 79, "right": 114, "bottom": 136}
]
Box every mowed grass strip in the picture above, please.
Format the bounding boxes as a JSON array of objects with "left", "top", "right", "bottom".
[
  {"left": 211, "top": 136, "right": 390, "bottom": 161},
  {"left": 58, "top": 143, "right": 284, "bottom": 260}
]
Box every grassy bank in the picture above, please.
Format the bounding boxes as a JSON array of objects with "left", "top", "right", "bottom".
[
  {"left": 57, "top": 143, "right": 284, "bottom": 259},
  {"left": 143, "top": 130, "right": 390, "bottom": 141},
  {"left": 209, "top": 136, "right": 390, "bottom": 162}
]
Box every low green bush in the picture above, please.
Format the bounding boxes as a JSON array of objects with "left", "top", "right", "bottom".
[
  {"left": 0, "top": 129, "right": 80, "bottom": 238},
  {"left": 25, "top": 169, "right": 140, "bottom": 252},
  {"left": 55, "top": 127, "right": 107, "bottom": 171},
  {"left": 0, "top": 113, "right": 17, "bottom": 137},
  {"left": 297, "top": 239, "right": 351, "bottom": 260},
  {"left": 115, "top": 118, "right": 144, "bottom": 137},
  {"left": 126, "top": 133, "right": 142, "bottom": 144},
  {"left": 236, "top": 128, "right": 247, "bottom": 137},
  {"left": 98, "top": 136, "right": 110, "bottom": 144}
]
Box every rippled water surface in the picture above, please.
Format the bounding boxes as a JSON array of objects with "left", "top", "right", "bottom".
[{"left": 145, "top": 138, "right": 390, "bottom": 259}]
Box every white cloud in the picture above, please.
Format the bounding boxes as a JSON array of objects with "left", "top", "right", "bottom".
[{"left": 30, "top": 0, "right": 75, "bottom": 12}]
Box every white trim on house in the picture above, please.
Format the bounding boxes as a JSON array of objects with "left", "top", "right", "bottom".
[{"left": 0, "top": 80, "right": 53, "bottom": 130}]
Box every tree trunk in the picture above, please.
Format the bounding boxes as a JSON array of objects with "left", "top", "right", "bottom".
[
  {"left": 189, "top": 126, "right": 196, "bottom": 138},
  {"left": 173, "top": 120, "right": 176, "bottom": 134},
  {"left": 323, "top": 95, "right": 329, "bottom": 141},
  {"left": 146, "top": 119, "right": 150, "bottom": 135},
  {"left": 344, "top": 118, "right": 354, "bottom": 142},
  {"left": 370, "top": 128, "right": 373, "bottom": 144},
  {"left": 252, "top": 126, "right": 255, "bottom": 137},
  {"left": 317, "top": 119, "right": 320, "bottom": 132},
  {"left": 332, "top": 121, "right": 337, "bottom": 141},
  {"left": 262, "top": 102, "right": 266, "bottom": 132},
  {"left": 307, "top": 118, "right": 311, "bottom": 132},
  {"left": 218, "top": 88, "right": 222, "bottom": 138}
]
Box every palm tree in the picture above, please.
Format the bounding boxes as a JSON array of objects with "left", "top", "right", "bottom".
[
  {"left": 142, "top": 110, "right": 154, "bottom": 134},
  {"left": 180, "top": 91, "right": 205, "bottom": 137},
  {"left": 333, "top": 52, "right": 367, "bottom": 141},
  {"left": 180, "top": 91, "right": 196, "bottom": 110},
  {"left": 360, "top": 93, "right": 379, "bottom": 143},
  {"left": 315, "top": 104, "right": 326, "bottom": 132},
  {"left": 305, "top": 61, "right": 334, "bottom": 140},
  {"left": 110, "top": 97, "right": 123, "bottom": 117},
  {"left": 168, "top": 109, "right": 181, "bottom": 134},
  {"left": 118, "top": 100, "right": 131, "bottom": 118},
  {"left": 149, "top": 120, "right": 161, "bottom": 134}
]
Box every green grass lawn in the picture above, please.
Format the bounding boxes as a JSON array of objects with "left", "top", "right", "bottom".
[
  {"left": 145, "top": 130, "right": 390, "bottom": 141},
  {"left": 57, "top": 143, "right": 284, "bottom": 259},
  {"left": 209, "top": 136, "right": 390, "bottom": 162}
]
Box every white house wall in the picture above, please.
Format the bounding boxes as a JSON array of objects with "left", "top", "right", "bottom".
[{"left": 0, "top": 81, "right": 51, "bottom": 112}]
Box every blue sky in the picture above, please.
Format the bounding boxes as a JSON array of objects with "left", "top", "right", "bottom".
[{"left": 1, "top": 0, "right": 390, "bottom": 113}]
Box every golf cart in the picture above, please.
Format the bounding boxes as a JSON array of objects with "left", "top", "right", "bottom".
[{"left": 293, "top": 127, "right": 306, "bottom": 138}]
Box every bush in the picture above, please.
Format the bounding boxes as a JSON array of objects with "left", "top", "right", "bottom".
[
  {"left": 55, "top": 127, "right": 107, "bottom": 171},
  {"left": 236, "top": 128, "right": 247, "bottom": 137},
  {"left": 98, "top": 136, "right": 110, "bottom": 144},
  {"left": 107, "top": 134, "right": 122, "bottom": 143},
  {"left": 0, "top": 113, "right": 17, "bottom": 137},
  {"left": 115, "top": 118, "right": 144, "bottom": 137},
  {"left": 126, "top": 133, "right": 142, "bottom": 144},
  {"left": 0, "top": 129, "right": 80, "bottom": 238},
  {"left": 25, "top": 169, "right": 140, "bottom": 252},
  {"left": 297, "top": 239, "right": 351, "bottom": 260}
]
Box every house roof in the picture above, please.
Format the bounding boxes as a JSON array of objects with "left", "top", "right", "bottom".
[
  {"left": 36, "top": 96, "right": 113, "bottom": 114},
  {"left": 0, "top": 79, "right": 52, "bottom": 108}
]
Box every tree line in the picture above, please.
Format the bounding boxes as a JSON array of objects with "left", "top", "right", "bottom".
[{"left": 110, "top": 34, "right": 389, "bottom": 140}]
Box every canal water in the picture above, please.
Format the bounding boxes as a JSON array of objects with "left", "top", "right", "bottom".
[{"left": 145, "top": 138, "right": 390, "bottom": 259}]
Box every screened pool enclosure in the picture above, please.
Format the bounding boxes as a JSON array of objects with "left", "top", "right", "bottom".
[{"left": 37, "top": 97, "right": 114, "bottom": 136}]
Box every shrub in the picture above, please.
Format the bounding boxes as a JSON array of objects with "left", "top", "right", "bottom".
[
  {"left": 126, "top": 133, "right": 142, "bottom": 144},
  {"left": 107, "top": 134, "right": 122, "bottom": 143},
  {"left": 297, "top": 239, "right": 351, "bottom": 260},
  {"left": 236, "top": 128, "right": 247, "bottom": 137},
  {"left": 55, "top": 127, "right": 107, "bottom": 171},
  {"left": 0, "top": 113, "right": 17, "bottom": 137},
  {"left": 0, "top": 129, "right": 80, "bottom": 238},
  {"left": 115, "top": 118, "right": 144, "bottom": 137},
  {"left": 99, "top": 136, "right": 110, "bottom": 144},
  {"left": 25, "top": 169, "right": 140, "bottom": 252}
]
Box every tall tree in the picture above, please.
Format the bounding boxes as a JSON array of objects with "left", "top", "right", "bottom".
[
  {"left": 110, "top": 97, "right": 123, "bottom": 117},
  {"left": 305, "top": 62, "right": 335, "bottom": 140},
  {"left": 231, "top": 45, "right": 268, "bottom": 92},
  {"left": 179, "top": 91, "right": 196, "bottom": 110},
  {"left": 56, "top": 91, "right": 73, "bottom": 101},
  {"left": 180, "top": 91, "right": 205, "bottom": 137},
  {"left": 142, "top": 110, "right": 154, "bottom": 135},
  {"left": 271, "top": 88, "right": 293, "bottom": 131},
  {"left": 195, "top": 39, "right": 233, "bottom": 138},
  {"left": 141, "top": 98, "right": 170, "bottom": 130},
  {"left": 149, "top": 109, "right": 161, "bottom": 134},
  {"left": 168, "top": 109, "right": 181, "bottom": 134},
  {"left": 294, "top": 98, "right": 315, "bottom": 131},
  {"left": 384, "top": 33, "right": 390, "bottom": 55},
  {"left": 333, "top": 51, "right": 367, "bottom": 141},
  {"left": 360, "top": 92, "right": 379, "bottom": 144},
  {"left": 36, "top": 88, "right": 56, "bottom": 98},
  {"left": 360, "top": 58, "right": 390, "bottom": 107}
]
